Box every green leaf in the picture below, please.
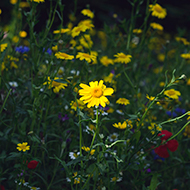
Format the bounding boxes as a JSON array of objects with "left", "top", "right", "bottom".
[
  {"left": 133, "top": 130, "right": 141, "bottom": 144},
  {"left": 149, "top": 174, "right": 159, "bottom": 190},
  {"left": 170, "top": 69, "right": 176, "bottom": 84}
]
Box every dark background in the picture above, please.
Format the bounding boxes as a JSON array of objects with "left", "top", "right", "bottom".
[{"left": 1, "top": 0, "right": 190, "bottom": 35}]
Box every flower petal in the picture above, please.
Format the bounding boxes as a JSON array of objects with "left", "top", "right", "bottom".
[
  {"left": 154, "top": 145, "right": 169, "bottom": 158},
  {"left": 167, "top": 139, "right": 179, "bottom": 152}
]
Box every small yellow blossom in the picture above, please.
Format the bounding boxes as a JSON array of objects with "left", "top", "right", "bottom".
[
  {"left": 149, "top": 4, "right": 167, "bottom": 19},
  {"left": 53, "top": 28, "right": 70, "bottom": 34},
  {"left": 43, "top": 77, "right": 67, "bottom": 93},
  {"left": 19, "top": 31, "right": 27, "bottom": 38},
  {"left": 10, "top": 0, "right": 18, "bottom": 4},
  {"left": 150, "top": 22, "right": 164, "bottom": 31},
  {"left": 82, "top": 146, "right": 95, "bottom": 155},
  {"left": 114, "top": 52, "right": 132, "bottom": 64},
  {"left": 175, "top": 37, "right": 190, "bottom": 45},
  {"left": 19, "top": 2, "right": 30, "bottom": 8},
  {"left": 113, "top": 121, "right": 127, "bottom": 129},
  {"left": 104, "top": 73, "right": 114, "bottom": 83},
  {"left": 17, "top": 142, "right": 30, "bottom": 152},
  {"left": 116, "top": 98, "right": 130, "bottom": 105},
  {"left": 146, "top": 94, "right": 155, "bottom": 101},
  {"left": 133, "top": 29, "right": 142, "bottom": 34},
  {"left": 70, "top": 99, "right": 85, "bottom": 111},
  {"left": 31, "top": 0, "right": 45, "bottom": 3},
  {"left": 55, "top": 52, "right": 74, "bottom": 60},
  {"left": 81, "top": 9, "right": 94, "bottom": 19},
  {"left": 164, "top": 89, "right": 181, "bottom": 99},
  {"left": 78, "top": 19, "right": 94, "bottom": 31},
  {"left": 181, "top": 53, "right": 190, "bottom": 59},
  {"left": 0, "top": 43, "right": 8, "bottom": 52},
  {"left": 79, "top": 34, "right": 93, "bottom": 49},
  {"left": 52, "top": 45, "right": 58, "bottom": 52},
  {"left": 76, "top": 52, "right": 96, "bottom": 63},
  {"left": 79, "top": 80, "right": 114, "bottom": 108},
  {"left": 12, "top": 36, "right": 19, "bottom": 43},
  {"left": 10, "top": 62, "right": 18, "bottom": 69},
  {"left": 100, "top": 56, "right": 114, "bottom": 66}
]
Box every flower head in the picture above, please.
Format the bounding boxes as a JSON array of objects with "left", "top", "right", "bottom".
[
  {"left": 114, "top": 53, "right": 132, "bottom": 64},
  {"left": 81, "top": 9, "right": 94, "bottom": 18},
  {"left": 55, "top": 52, "right": 74, "bottom": 60},
  {"left": 0, "top": 43, "right": 8, "bottom": 52},
  {"left": 17, "top": 142, "right": 30, "bottom": 152},
  {"left": 76, "top": 52, "right": 96, "bottom": 63},
  {"left": 79, "top": 80, "right": 114, "bottom": 108},
  {"left": 149, "top": 4, "right": 167, "bottom": 19},
  {"left": 43, "top": 77, "right": 67, "bottom": 93},
  {"left": 181, "top": 53, "right": 190, "bottom": 59},
  {"left": 116, "top": 98, "right": 130, "bottom": 105},
  {"left": 154, "top": 130, "right": 178, "bottom": 158},
  {"left": 82, "top": 146, "right": 95, "bottom": 155},
  {"left": 150, "top": 22, "right": 164, "bottom": 31},
  {"left": 19, "top": 31, "right": 27, "bottom": 38},
  {"left": 100, "top": 56, "right": 114, "bottom": 66},
  {"left": 69, "top": 152, "right": 80, "bottom": 159},
  {"left": 113, "top": 121, "right": 127, "bottom": 129},
  {"left": 164, "top": 89, "right": 181, "bottom": 99},
  {"left": 27, "top": 160, "right": 39, "bottom": 169}
]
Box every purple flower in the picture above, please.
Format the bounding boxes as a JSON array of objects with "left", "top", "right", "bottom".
[{"left": 58, "top": 113, "right": 69, "bottom": 122}]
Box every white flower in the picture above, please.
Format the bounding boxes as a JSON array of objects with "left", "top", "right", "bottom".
[
  {"left": 9, "top": 81, "right": 18, "bottom": 87},
  {"left": 108, "top": 133, "right": 118, "bottom": 142},
  {"left": 69, "top": 152, "right": 80, "bottom": 159},
  {"left": 110, "top": 176, "right": 122, "bottom": 182}
]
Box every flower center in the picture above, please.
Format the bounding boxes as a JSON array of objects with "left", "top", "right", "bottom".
[
  {"left": 52, "top": 81, "right": 60, "bottom": 87},
  {"left": 167, "top": 90, "right": 175, "bottom": 96},
  {"left": 91, "top": 87, "right": 103, "bottom": 98},
  {"left": 60, "top": 52, "right": 68, "bottom": 58},
  {"left": 111, "top": 135, "right": 117, "bottom": 139},
  {"left": 83, "top": 53, "right": 91, "bottom": 58}
]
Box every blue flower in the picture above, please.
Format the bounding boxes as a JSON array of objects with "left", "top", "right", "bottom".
[{"left": 15, "top": 46, "right": 30, "bottom": 53}]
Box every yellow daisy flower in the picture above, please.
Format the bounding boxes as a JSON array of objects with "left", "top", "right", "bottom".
[
  {"left": 31, "top": 0, "right": 45, "bottom": 3},
  {"left": 116, "top": 98, "right": 130, "bottom": 105},
  {"left": 70, "top": 99, "right": 85, "bottom": 111},
  {"left": 79, "top": 80, "right": 114, "bottom": 108},
  {"left": 150, "top": 22, "right": 164, "bottom": 31},
  {"left": 17, "top": 142, "right": 30, "bottom": 152},
  {"left": 78, "top": 19, "right": 94, "bottom": 31},
  {"left": 76, "top": 52, "right": 96, "bottom": 63},
  {"left": 43, "top": 77, "right": 68, "bottom": 93},
  {"left": 149, "top": 4, "right": 167, "bottom": 19},
  {"left": 0, "top": 43, "right": 8, "bottom": 52},
  {"left": 181, "top": 53, "right": 190, "bottom": 59},
  {"left": 55, "top": 52, "right": 74, "bottom": 60},
  {"left": 133, "top": 29, "right": 142, "bottom": 34},
  {"left": 81, "top": 9, "right": 94, "bottom": 19},
  {"left": 164, "top": 89, "right": 181, "bottom": 99},
  {"left": 175, "top": 37, "right": 190, "bottom": 45},
  {"left": 10, "top": 0, "right": 18, "bottom": 4},
  {"left": 79, "top": 34, "right": 93, "bottom": 49},
  {"left": 53, "top": 28, "right": 70, "bottom": 34},
  {"left": 71, "top": 26, "right": 86, "bottom": 38},
  {"left": 113, "top": 121, "right": 127, "bottom": 129},
  {"left": 114, "top": 52, "right": 132, "bottom": 64},
  {"left": 100, "top": 56, "right": 114, "bottom": 66}
]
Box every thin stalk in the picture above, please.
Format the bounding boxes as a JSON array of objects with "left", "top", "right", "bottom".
[{"left": 0, "top": 89, "right": 12, "bottom": 114}]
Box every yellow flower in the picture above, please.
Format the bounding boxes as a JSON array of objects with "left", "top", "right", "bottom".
[
  {"left": 116, "top": 98, "right": 130, "bottom": 105},
  {"left": 43, "top": 77, "right": 67, "bottom": 93},
  {"left": 70, "top": 99, "right": 85, "bottom": 111},
  {"left": 164, "top": 89, "right": 181, "bottom": 99},
  {"left": 181, "top": 53, "right": 190, "bottom": 59},
  {"left": 12, "top": 36, "right": 19, "bottom": 43},
  {"left": 114, "top": 52, "right": 132, "bottom": 64},
  {"left": 10, "top": 62, "right": 18, "bottom": 69},
  {"left": 0, "top": 9, "right": 2, "bottom": 14},
  {"left": 149, "top": 4, "right": 167, "bottom": 19},
  {"left": 10, "top": 0, "right": 18, "bottom": 4},
  {"left": 79, "top": 80, "right": 114, "bottom": 108},
  {"left": 19, "top": 2, "right": 30, "bottom": 8},
  {"left": 150, "top": 22, "right": 164, "bottom": 31},
  {"left": 31, "top": 0, "right": 45, "bottom": 2},
  {"left": 133, "top": 29, "right": 142, "bottom": 34},
  {"left": 0, "top": 43, "right": 8, "bottom": 52},
  {"left": 175, "top": 37, "right": 190, "bottom": 45},
  {"left": 55, "top": 52, "right": 74, "bottom": 60},
  {"left": 81, "top": 9, "right": 94, "bottom": 19},
  {"left": 82, "top": 146, "right": 95, "bottom": 155},
  {"left": 79, "top": 34, "right": 93, "bottom": 49},
  {"left": 159, "top": 82, "right": 165, "bottom": 87},
  {"left": 113, "top": 121, "right": 127, "bottom": 129},
  {"left": 100, "top": 56, "right": 114, "bottom": 66},
  {"left": 17, "top": 142, "right": 30, "bottom": 152},
  {"left": 157, "top": 53, "right": 165, "bottom": 62},
  {"left": 52, "top": 45, "right": 58, "bottom": 52},
  {"left": 183, "top": 125, "right": 190, "bottom": 138},
  {"left": 104, "top": 73, "right": 114, "bottom": 83},
  {"left": 53, "top": 28, "right": 70, "bottom": 34},
  {"left": 146, "top": 94, "right": 155, "bottom": 101},
  {"left": 71, "top": 26, "right": 86, "bottom": 38},
  {"left": 19, "top": 31, "right": 27, "bottom": 38},
  {"left": 76, "top": 52, "right": 96, "bottom": 63}
]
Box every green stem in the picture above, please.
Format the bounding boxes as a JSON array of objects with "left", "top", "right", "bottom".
[{"left": 0, "top": 88, "right": 12, "bottom": 114}]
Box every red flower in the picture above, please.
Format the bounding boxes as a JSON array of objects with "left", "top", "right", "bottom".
[
  {"left": 0, "top": 185, "right": 5, "bottom": 190},
  {"left": 27, "top": 160, "right": 39, "bottom": 169},
  {"left": 154, "top": 130, "right": 178, "bottom": 158}
]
